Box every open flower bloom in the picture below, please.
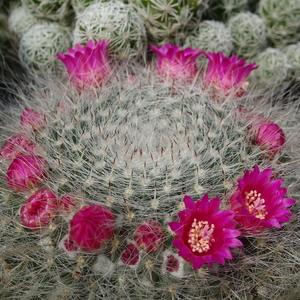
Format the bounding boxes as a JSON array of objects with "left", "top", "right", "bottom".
[
  {"left": 169, "top": 195, "right": 242, "bottom": 270},
  {"left": 230, "top": 165, "right": 295, "bottom": 233},
  {"left": 204, "top": 52, "right": 258, "bottom": 96},
  {"left": 21, "top": 109, "right": 46, "bottom": 132},
  {"left": 20, "top": 189, "right": 59, "bottom": 230},
  {"left": 134, "top": 220, "right": 164, "bottom": 253},
  {"left": 6, "top": 155, "right": 47, "bottom": 192},
  {"left": 57, "top": 40, "right": 111, "bottom": 88},
  {"left": 149, "top": 44, "right": 203, "bottom": 81},
  {"left": 69, "top": 205, "right": 115, "bottom": 251},
  {"left": 0, "top": 133, "right": 38, "bottom": 161}
]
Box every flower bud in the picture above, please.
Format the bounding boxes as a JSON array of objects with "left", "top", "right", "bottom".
[
  {"left": 6, "top": 155, "right": 47, "bottom": 192},
  {"left": 69, "top": 205, "right": 115, "bottom": 251},
  {"left": 256, "top": 123, "right": 286, "bottom": 155},
  {"left": 134, "top": 220, "right": 163, "bottom": 253},
  {"left": 21, "top": 109, "right": 46, "bottom": 132},
  {"left": 20, "top": 189, "right": 58, "bottom": 230},
  {"left": 121, "top": 243, "right": 140, "bottom": 266},
  {"left": 60, "top": 194, "right": 80, "bottom": 214},
  {"left": 0, "top": 133, "right": 37, "bottom": 161}
]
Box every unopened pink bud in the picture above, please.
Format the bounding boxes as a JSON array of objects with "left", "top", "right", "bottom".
[
  {"left": 60, "top": 194, "right": 79, "bottom": 214},
  {"left": 21, "top": 109, "right": 46, "bottom": 132},
  {"left": 134, "top": 220, "right": 163, "bottom": 253},
  {"left": 64, "top": 236, "right": 79, "bottom": 251},
  {"left": 69, "top": 205, "right": 115, "bottom": 251},
  {"left": 121, "top": 243, "right": 140, "bottom": 266},
  {"left": 0, "top": 133, "right": 38, "bottom": 161},
  {"left": 256, "top": 123, "right": 286, "bottom": 155},
  {"left": 20, "top": 189, "right": 59, "bottom": 230},
  {"left": 6, "top": 155, "right": 47, "bottom": 192}
]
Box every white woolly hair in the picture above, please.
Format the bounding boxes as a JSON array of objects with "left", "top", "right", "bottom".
[{"left": 1, "top": 63, "right": 300, "bottom": 300}]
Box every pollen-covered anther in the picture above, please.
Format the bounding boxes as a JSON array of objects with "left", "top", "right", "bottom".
[
  {"left": 188, "top": 219, "right": 215, "bottom": 253},
  {"left": 244, "top": 190, "right": 268, "bottom": 220}
]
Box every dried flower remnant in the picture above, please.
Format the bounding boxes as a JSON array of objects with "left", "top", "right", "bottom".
[
  {"left": 20, "top": 189, "right": 59, "bottom": 230},
  {"left": 204, "top": 52, "right": 258, "bottom": 96},
  {"left": 57, "top": 40, "right": 111, "bottom": 88},
  {"left": 149, "top": 43, "right": 203, "bottom": 81},
  {"left": 69, "top": 205, "right": 115, "bottom": 251},
  {"left": 134, "top": 220, "right": 164, "bottom": 253},
  {"left": 169, "top": 195, "right": 242, "bottom": 270},
  {"left": 6, "top": 155, "right": 47, "bottom": 192},
  {"left": 230, "top": 165, "right": 295, "bottom": 233}
]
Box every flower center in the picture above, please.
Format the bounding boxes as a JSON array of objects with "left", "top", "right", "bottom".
[
  {"left": 244, "top": 190, "right": 268, "bottom": 220},
  {"left": 188, "top": 219, "right": 215, "bottom": 253}
]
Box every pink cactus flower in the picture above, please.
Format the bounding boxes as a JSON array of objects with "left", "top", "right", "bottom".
[
  {"left": 60, "top": 194, "right": 80, "bottom": 214},
  {"left": 204, "top": 52, "right": 258, "bottom": 96},
  {"left": 6, "top": 155, "right": 47, "bottom": 192},
  {"left": 169, "top": 195, "right": 242, "bottom": 270},
  {"left": 21, "top": 109, "right": 46, "bottom": 132},
  {"left": 0, "top": 133, "right": 37, "bottom": 161},
  {"left": 255, "top": 123, "right": 286, "bottom": 155},
  {"left": 69, "top": 205, "right": 115, "bottom": 251},
  {"left": 64, "top": 236, "right": 79, "bottom": 252},
  {"left": 134, "top": 220, "right": 164, "bottom": 253},
  {"left": 20, "top": 189, "right": 59, "bottom": 230},
  {"left": 57, "top": 40, "right": 111, "bottom": 88},
  {"left": 121, "top": 243, "right": 140, "bottom": 266},
  {"left": 230, "top": 165, "right": 295, "bottom": 233},
  {"left": 149, "top": 44, "right": 204, "bottom": 81}
]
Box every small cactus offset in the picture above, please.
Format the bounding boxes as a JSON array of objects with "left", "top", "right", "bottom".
[{"left": 1, "top": 42, "right": 300, "bottom": 300}]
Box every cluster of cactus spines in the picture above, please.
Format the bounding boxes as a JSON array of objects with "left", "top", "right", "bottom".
[
  {"left": 284, "top": 42, "right": 300, "bottom": 81},
  {"left": 205, "top": 0, "right": 247, "bottom": 21},
  {"left": 250, "top": 47, "right": 291, "bottom": 92},
  {"left": 184, "top": 20, "right": 233, "bottom": 56},
  {"left": 1, "top": 41, "right": 300, "bottom": 299},
  {"left": 19, "top": 23, "right": 72, "bottom": 73},
  {"left": 73, "top": 1, "right": 147, "bottom": 60},
  {"left": 128, "top": 0, "right": 209, "bottom": 45},
  {"left": 258, "top": 0, "right": 300, "bottom": 47},
  {"left": 21, "top": 0, "right": 74, "bottom": 25},
  {"left": 8, "top": 6, "right": 39, "bottom": 38},
  {"left": 228, "top": 12, "right": 266, "bottom": 59}
]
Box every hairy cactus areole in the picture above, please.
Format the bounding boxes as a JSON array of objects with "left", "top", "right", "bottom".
[
  {"left": 169, "top": 195, "right": 242, "bottom": 269},
  {"left": 57, "top": 40, "right": 111, "bottom": 88},
  {"left": 6, "top": 155, "right": 47, "bottom": 192},
  {"left": 230, "top": 165, "right": 295, "bottom": 233},
  {"left": 69, "top": 205, "right": 116, "bottom": 251},
  {"left": 149, "top": 43, "right": 203, "bottom": 81},
  {"left": 20, "top": 189, "right": 59, "bottom": 230},
  {"left": 204, "top": 52, "right": 258, "bottom": 97}
]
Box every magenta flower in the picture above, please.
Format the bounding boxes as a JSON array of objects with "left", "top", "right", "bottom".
[
  {"left": 149, "top": 44, "right": 204, "bottom": 81},
  {"left": 0, "top": 133, "right": 37, "bottom": 161},
  {"left": 69, "top": 205, "right": 115, "bottom": 251},
  {"left": 169, "top": 195, "right": 242, "bottom": 270},
  {"left": 6, "top": 155, "right": 47, "bottom": 192},
  {"left": 21, "top": 109, "right": 46, "bottom": 132},
  {"left": 57, "top": 40, "right": 111, "bottom": 88},
  {"left": 255, "top": 123, "right": 286, "bottom": 155},
  {"left": 20, "top": 189, "right": 59, "bottom": 230},
  {"left": 134, "top": 220, "right": 164, "bottom": 253},
  {"left": 204, "top": 52, "right": 258, "bottom": 96},
  {"left": 230, "top": 165, "right": 295, "bottom": 233},
  {"left": 121, "top": 243, "right": 140, "bottom": 266}
]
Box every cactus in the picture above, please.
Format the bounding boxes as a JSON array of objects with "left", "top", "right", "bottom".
[
  {"left": 250, "top": 48, "right": 291, "bottom": 92},
  {"left": 1, "top": 41, "right": 300, "bottom": 299},
  {"left": 128, "top": 0, "right": 209, "bottom": 45},
  {"left": 284, "top": 42, "right": 300, "bottom": 81},
  {"left": 73, "top": 1, "right": 147, "bottom": 60},
  {"left": 185, "top": 20, "right": 233, "bottom": 57},
  {"left": 18, "top": 22, "right": 72, "bottom": 74},
  {"left": 228, "top": 12, "right": 266, "bottom": 59},
  {"left": 258, "top": 0, "right": 300, "bottom": 47}
]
